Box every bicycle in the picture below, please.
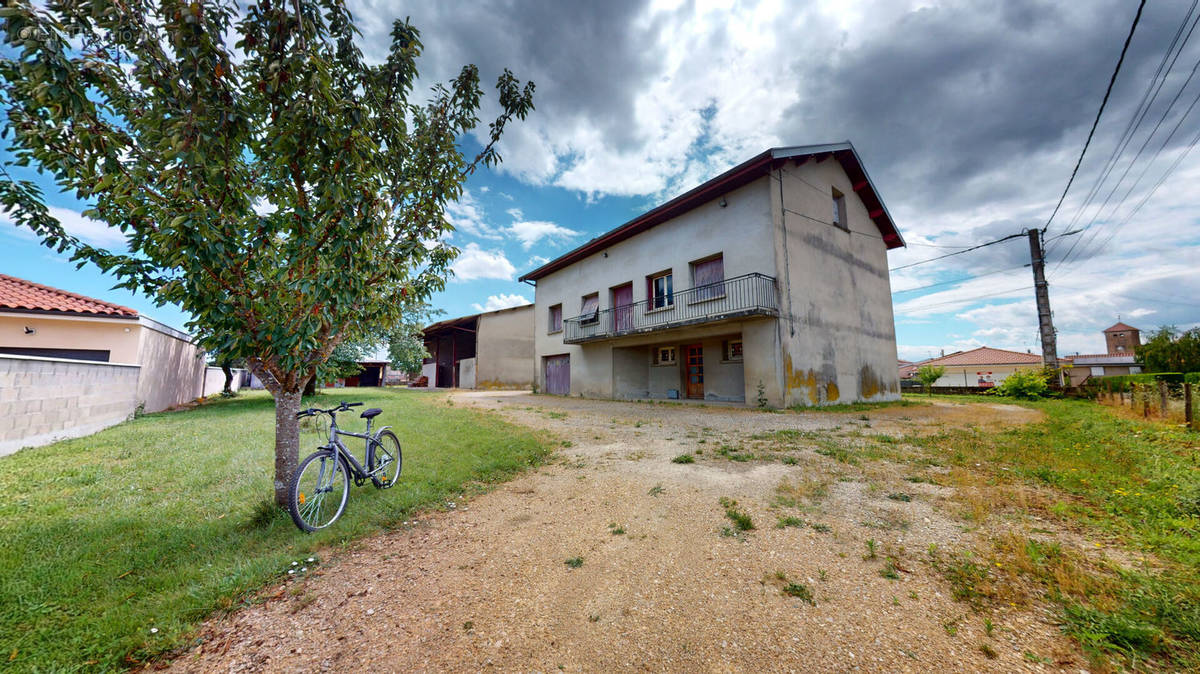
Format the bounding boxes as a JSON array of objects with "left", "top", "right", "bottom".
[{"left": 287, "top": 401, "right": 402, "bottom": 532}]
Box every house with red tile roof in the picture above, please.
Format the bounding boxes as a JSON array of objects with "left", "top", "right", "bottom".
[
  {"left": 1, "top": 273, "right": 141, "bottom": 362},
  {"left": 1, "top": 274, "right": 243, "bottom": 454},
  {"left": 1061, "top": 321, "right": 1143, "bottom": 386},
  {"left": 903, "top": 346, "right": 1044, "bottom": 388}
]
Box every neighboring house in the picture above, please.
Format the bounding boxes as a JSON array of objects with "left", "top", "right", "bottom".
[
  {"left": 421, "top": 304, "right": 534, "bottom": 389},
  {"left": 1063, "top": 321, "right": 1143, "bottom": 386},
  {"left": 898, "top": 359, "right": 916, "bottom": 380},
  {"left": 908, "top": 346, "right": 1043, "bottom": 388},
  {"left": 0, "top": 273, "right": 237, "bottom": 454},
  {"left": 519, "top": 142, "right": 905, "bottom": 406}
]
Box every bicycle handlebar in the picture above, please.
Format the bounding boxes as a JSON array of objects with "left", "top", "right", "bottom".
[{"left": 294, "top": 401, "right": 364, "bottom": 419}]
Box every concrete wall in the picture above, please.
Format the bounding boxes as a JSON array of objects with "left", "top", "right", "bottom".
[
  {"left": 769, "top": 160, "right": 900, "bottom": 406},
  {"left": 0, "top": 313, "right": 141, "bottom": 363},
  {"left": 135, "top": 318, "right": 206, "bottom": 413},
  {"left": 199, "top": 367, "right": 245, "bottom": 397},
  {"left": 475, "top": 304, "right": 534, "bottom": 389},
  {"left": 533, "top": 178, "right": 775, "bottom": 397},
  {"left": 458, "top": 357, "right": 477, "bottom": 389},
  {"left": 0, "top": 355, "right": 139, "bottom": 456}
]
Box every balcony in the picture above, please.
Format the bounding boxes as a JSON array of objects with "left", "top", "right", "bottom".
[{"left": 562, "top": 273, "right": 780, "bottom": 344}]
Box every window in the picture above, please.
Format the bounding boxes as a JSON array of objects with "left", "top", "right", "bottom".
[
  {"left": 1090, "top": 366, "right": 1105, "bottom": 377},
  {"left": 723, "top": 339, "right": 743, "bottom": 362},
  {"left": 580, "top": 293, "right": 599, "bottom": 324},
  {"left": 691, "top": 255, "right": 725, "bottom": 301},
  {"left": 548, "top": 304, "right": 562, "bottom": 333},
  {"left": 832, "top": 187, "right": 847, "bottom": 230},
  {"left": 647, "top": 271, "right": 673, "bottom": 309},
  {"left": 654, "top": 346, "right": 677, "bottom": 365}
]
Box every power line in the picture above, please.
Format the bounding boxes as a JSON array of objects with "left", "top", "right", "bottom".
[
  {"left": 891, "top": 264, "right": 1029, "bottom": 294},
  {"left": 1054, "top": 49, "right": 1200, "bottom": 271},
  {"left": 1041, "top": 0, "right": 1147, "bottom": 234},
  {"left": 888, "top": 233, "right": 1025, "bottom": 272},
  {"left": 1047, "top": 0, "right": 1200, "bottom": 260}
]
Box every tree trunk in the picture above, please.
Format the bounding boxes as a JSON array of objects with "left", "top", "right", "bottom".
[
  {"left": 273, "top": 387, "right": 303, "bottom": 506},
  {"left": 221, "top": 362, "right": 234, "bottom": 395},
  {"left": 303, "top": 374, "right": 317, "bottom": 397}
]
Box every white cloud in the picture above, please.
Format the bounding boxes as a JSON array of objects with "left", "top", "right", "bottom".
[
  {"left": 450, "top": 242, "right": 516, "bottom": 281},
  {"left": 527, "top": 255, "right": 550, "bottom": 268},
  {"left": 1, "top": 205, "right": 127, "bottom": 249},
  {"left": 471, "top": 293, "right": 532, "bottom": 312},
  {"left": 506, "top": 219, "right": 579, "bottom": 250},
  {"left": 444, "top": 190, "right": 502, "bottom": 240}
]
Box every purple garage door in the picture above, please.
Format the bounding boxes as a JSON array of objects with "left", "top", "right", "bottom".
[{"left": 544, "top": 355, "right": 570, "bottom": 395}]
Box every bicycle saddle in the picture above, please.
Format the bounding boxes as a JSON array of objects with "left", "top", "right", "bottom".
[{"left": 360, "top": 408, "right": 382, "bottom": 419}]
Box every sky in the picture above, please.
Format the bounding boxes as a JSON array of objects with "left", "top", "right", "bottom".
[{"left": 3, "top": 0, "right": 1199, "bottom": 362}]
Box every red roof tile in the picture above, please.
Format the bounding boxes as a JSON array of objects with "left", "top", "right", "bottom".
[
  {"left": 918, "top": 346, "right": 1043, "bottom": 367},
  {"left": 1103, "top": 321, "right": 1138, "bottom": 333},
  {"left": 0, "top": 273, "right": 138, "bottom": 318}
]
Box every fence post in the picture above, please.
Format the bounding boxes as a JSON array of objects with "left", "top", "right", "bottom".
[
  {"left": 1142, "top": 384, "right": 1150, "bottom": 419},
  {"left": 1186, "top": 382, "right": 1195, "bottom": 430},
  {"left": 1160, "top": 381, "right": 1169, "bottom": 419}
]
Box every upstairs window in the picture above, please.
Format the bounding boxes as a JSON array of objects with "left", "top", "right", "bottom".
[
  {"left": 548, "top": 304, "right": 562, "bottom": 333},
  {"left": 647, "top": 271, "right": 673, "bottom": 309},
  {"left": 832, "top": 187, "right": 847, "bottom": 230},
  {"left": 580, "top": 293, "right": 599, "bottom": 324},
  {"left": 691, "top": 255, "right": 725, "bottom": 301}
]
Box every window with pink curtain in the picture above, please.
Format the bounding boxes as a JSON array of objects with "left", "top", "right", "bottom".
[{"left": 692, "top": 256, "right": 725, "bottom": 301}]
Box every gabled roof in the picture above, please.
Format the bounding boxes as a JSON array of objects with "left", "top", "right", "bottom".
[
  {"left": 918, "top": 346, "right": 1043, "bottom": 367},
  {"left": 519, "top": 141, "right": 905, "bottom": 282},
  {"left": 0, "top": 273, "right": 138, "bottom": 318},
  {"left": 1104, "top": 321, "right": 1138, "bottom": 333}
]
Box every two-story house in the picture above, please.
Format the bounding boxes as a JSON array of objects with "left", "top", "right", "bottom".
[{"left": 519, "top": 142, "right": 905, "bottom": 407}]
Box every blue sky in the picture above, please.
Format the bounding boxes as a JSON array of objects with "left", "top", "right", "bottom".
[{"left": 4, "top": 0, "right": 1200, "bottom": 362}]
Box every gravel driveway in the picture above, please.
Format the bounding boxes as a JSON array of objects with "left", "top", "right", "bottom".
[{"left": 169, "top": 392, "right": 1081, "bottom": 673}]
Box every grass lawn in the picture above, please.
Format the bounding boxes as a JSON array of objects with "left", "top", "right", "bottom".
[
  {"left": 0, "top": 388, "right": 553, "bottom": 672},
  {"left": 901, "top": 393, "right": 1200, "bottom": 670}
]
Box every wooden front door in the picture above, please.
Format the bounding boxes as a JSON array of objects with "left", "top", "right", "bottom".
[
  {"left": 611, "top": 283, "right": 633, "bottom": 333},
  {"left": 544, "top": 355, "right": 570, "bottom": 395},
  {"left": 684, "top": 343, "right": 704, "bottom": 399}
]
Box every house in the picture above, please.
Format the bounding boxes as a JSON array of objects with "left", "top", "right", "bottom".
[
  {"left": 1063, "top": 321, "right": 1144, "bottom": 386},
  {"left": 518, "top": 142, "right": 905, "bottom": 407},
  {"left": 0, "top": 273, "right": 237, "bottom": 454},
  {"left": 904, "top": 347, "right": 1043, "bottom": 388},
  {"left": 420, "top": 304, "right": 534, "bottom": 389}
]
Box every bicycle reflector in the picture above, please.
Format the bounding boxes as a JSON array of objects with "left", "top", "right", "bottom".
[{"left": 298, "top": 492, "right": 306, "bottom": 505}]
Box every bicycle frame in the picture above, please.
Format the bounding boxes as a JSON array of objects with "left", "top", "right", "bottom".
[{"left": 321, "top": 411, "right": 392, "bottom": 485}]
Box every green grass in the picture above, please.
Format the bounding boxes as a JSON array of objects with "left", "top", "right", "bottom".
[
  {"left": 908, "top": 395, "right": 1200, "bottom": 669},
  {"left": 0, "top": 389, "right": 552, "bottom": 672},
  {"left": 670, "top": 453, "right": 695, "bottom": 464},
  {"left": 786, "top": 398, "right": 926, "bottom": 414},
  {"left": 719, "top": 497, "right": 754, "bottom": 531}
]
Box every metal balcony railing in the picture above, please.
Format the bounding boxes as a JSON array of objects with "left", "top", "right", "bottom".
[{"left": 562, "top": 272, "right": 779, "bottom": 344}]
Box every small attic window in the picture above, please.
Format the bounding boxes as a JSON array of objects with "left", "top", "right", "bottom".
[{"left": 832, "top": 188, "right": 847, "bottom": 230}]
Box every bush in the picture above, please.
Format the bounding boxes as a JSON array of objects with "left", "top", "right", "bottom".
[{"left": 993, "top": 368, "right": 1049, "bottom": 399}]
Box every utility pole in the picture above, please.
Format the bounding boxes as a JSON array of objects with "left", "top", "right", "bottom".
[{"left": 1028, "top": 229, "right": 1058, "bottom": 369}]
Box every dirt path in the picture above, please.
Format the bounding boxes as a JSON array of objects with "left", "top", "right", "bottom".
[{"left": 169, "top": 393, "right": 1081, "bottom": 673}]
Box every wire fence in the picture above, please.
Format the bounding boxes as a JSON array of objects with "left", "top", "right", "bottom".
[{"left": 1095, "top": 381, "right": 1199, "bottom": 429}]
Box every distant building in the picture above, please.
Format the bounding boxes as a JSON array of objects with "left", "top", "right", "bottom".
[
  {"left": 1064, "top": 320, "right": 1143, "bottom": 386},
  {"left": 902, "top": 347, "right": 1043, "bottom": 389},
  {"left": 421, "top": 305, "right": 534, "bottom": 389}
]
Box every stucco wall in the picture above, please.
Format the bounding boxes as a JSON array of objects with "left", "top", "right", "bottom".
[
  {"left": 475, "top": 305, "right": 534, "bottom": 388},
  {"left": 533, "top": 178, "right": 775, "bottom": 397},
  {"left": 135, "top": 319, "right": 206, "bottom": 413},
  {"left": 933, "top": 364, "right": 1035, "bottom": 388},
  {"left": 0, "top": 355, "right": 139, "bottom": 456},
  {"left": 0, "top": 313, "right": 140, "bottom": 363},
  {"left": 199, "top": 367, "right": 245, "bottom": 397},
  {"left": 769, "top": 160, "right": 900, "bottom": 406}
]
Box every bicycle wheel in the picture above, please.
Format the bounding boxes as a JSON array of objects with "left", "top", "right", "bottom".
[
  {"left": 289, "top": 449, "right": 350, "bottom": 532},
  {"left": 369, "top": 430, "right": 403, "bottom": 489}
]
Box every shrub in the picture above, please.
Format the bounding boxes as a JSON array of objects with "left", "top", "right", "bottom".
[
  {"left": 916, "top": 364, "right": 946, "bottom": 395},
  {"left": 993, "top": 368, "right": 1048, "bottom": 399}
]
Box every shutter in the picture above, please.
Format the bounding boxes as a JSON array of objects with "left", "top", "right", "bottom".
[
  {"left": 581, "top": 294, "right": 598, "bottom": 314},
  {"left": 693, "top": 257, "right": 724, "bottom": 300}
]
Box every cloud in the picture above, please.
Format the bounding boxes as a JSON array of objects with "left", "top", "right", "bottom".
[
  {"left": 506, "top": 219, "right": 579, "bottom": 250},
  {"left": 471, "top": 293, "right": 532, "bottom": 312},
  {"left": 444, "top": 189, "right": 502, "bottom": 240},
  {"left": 450, "top": 242, "right": 516, "bottom": 281},
  {"left": 2, "top": 205, "right": 127, "bottom": 249}
]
